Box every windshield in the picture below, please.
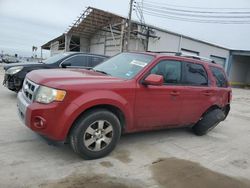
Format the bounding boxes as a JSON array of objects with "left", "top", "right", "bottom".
[
  {"left": 43, "top": 53, "right": 68, "bottom": 64},
  {"left": 93, "top": 53, "right": 154, "bottom": 79}
]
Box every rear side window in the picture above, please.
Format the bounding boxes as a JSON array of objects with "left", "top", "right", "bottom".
[
  {"left": 91, "top": 56, "right": 106, "bottom": 67},
  {"left": 183, "top": 62, "right": 208, "bottom": 86},
  {"left": 63, "top": 55, "right": 90, "bottom": 67},
  {"left": 210, "top": 66, "right": 228, "bottom": 87},
  {"left": 150, "top": 60, "right": 181, "bottom": 84}
]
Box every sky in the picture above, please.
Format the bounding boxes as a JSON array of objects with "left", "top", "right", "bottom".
[{"left": 0, "top": 0, "right": 250, "bottom": 57}]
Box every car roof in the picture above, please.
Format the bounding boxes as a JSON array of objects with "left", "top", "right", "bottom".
[
  {"left": 65, "top": 52, "right": 109, "bottom": 58},
  {"left": 130, "top": 51, "right": 224, "bottom": 69}
]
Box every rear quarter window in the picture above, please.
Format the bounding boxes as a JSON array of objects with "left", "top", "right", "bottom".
[
  {"left": 91, "top": 56, "right": 106, "bottom": 67},
  {"left": 210, "top": 66, "right": 228, "bottom": 87}
]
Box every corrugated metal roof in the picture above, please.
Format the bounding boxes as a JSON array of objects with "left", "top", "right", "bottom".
[
  {"left": 42, "top": 6, "right": 250, "bottom": 52},
  {"left": 66, "top": 7, "right": 123, "bottom": 37}
]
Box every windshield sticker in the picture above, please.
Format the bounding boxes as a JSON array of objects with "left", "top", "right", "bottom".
[
  {"left": 126, "top": 71, "right": 133, "bottom": 77},
  {"left": 130, "top": 60, "right": 147, "bottom": 67}
]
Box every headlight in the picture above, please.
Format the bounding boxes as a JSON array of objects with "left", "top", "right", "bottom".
[
  {"left": 35, "top": 86, "right": 66, "bottom": 104},
  {"left": 6, "top": 66, "right": 23, "bottom": 75}
]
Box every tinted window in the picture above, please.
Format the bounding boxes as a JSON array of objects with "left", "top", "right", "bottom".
[
  {"left": 63, "top": 55, "right": 90, "bottom": 67},
  {"left": 210, "top": 66, "right": 228, "bottom": 87},
  {"left": 91, "top": 56, "right": 106, "bottom": 67},
  {"left": 183, "top": 62, "right": 208, "bottom": 86},
  {"left": 150, "top": 60, "right": 181, "bottom": 84},
  {"left": 44, "top": 53, "right": 68, "bottom": 64}
]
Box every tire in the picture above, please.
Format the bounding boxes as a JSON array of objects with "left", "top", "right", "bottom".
[
  {"left": 70, "top": 109, "right": 121, "bottom": 159},
  {"left": 192, "top": 109, "right": 225, "bottom": 136},
  {"left": 222, "top": 104, "right": 230, "bottom": 121}
]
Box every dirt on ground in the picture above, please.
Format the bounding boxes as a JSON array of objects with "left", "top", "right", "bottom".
[
  {"left": 111, "top": 149, "right": 132, "bottom": 163},
  {"left": 39, "top": 157, "right": 250, "bottom": 188},
  {"left": 151, "top": 158, "right": 250, "bottom": 188},
  {"left": 100, "top": 161, "right": 114, "bottom": 168},
  {"left": 38, "top": 174, "right": 142, "bottom": 188}
]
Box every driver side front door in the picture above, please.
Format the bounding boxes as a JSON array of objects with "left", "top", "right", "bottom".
[{"left": 134, "top": 60, "right": 183, "bottom": 129}]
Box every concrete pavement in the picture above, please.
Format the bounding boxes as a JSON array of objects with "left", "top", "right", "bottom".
[{"left": 0, "top": 66, "right": 249, "bottom": 188}]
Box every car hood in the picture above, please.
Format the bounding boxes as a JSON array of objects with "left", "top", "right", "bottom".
[
  {"left": 26, "top": 69, "right": 124, "bottom": 89},
  {"left": 3, "top": 62, "right": 44, "bottom": 70}
]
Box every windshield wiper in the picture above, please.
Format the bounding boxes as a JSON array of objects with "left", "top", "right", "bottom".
[{"left": 92, "top": 69, "right": 110, "bottom": 75}]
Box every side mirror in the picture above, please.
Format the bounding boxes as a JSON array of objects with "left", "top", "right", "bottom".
[
  {"left": 61, "top": 62, "right": 71, "bottom": 68},
  {"left": 143, "top": 74, "right": 164, "bottom": 86}
]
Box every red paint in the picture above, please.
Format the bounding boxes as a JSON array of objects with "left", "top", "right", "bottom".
[
  {"left": 23, "top": 53, "right": 231, "bottom": 141},
  {"left": 143, "top": 74, "right": 164, "bottom": 86}
]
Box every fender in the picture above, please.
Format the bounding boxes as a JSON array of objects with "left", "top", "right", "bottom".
[
  {"left": 195, "top": 94, "right": 223, "bottom": 123},
  {"left": 60, "top": 90, "right": 134, "bottom": 139}
]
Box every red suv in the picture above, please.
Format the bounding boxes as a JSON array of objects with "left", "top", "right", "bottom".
[{"left": 17, "top": 52, "right": 231, "bottom": 159}]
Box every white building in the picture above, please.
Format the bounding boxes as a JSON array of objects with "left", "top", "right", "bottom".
[{"left": 41, "top": 7, "right": 250, "bottom": 87}]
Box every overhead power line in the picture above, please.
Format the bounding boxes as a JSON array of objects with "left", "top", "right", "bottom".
[
  {"left": 143, "top": 0, "right": 250, "bottom": 10},
  {"left": 141, "top": 10, "right": 250, "bottom": 24},
  {"left": 137, "top": 2, "right": 250, "bottom": 14},
  {"left": 134, "top": 1, "right": 250, "bottom": 24},
  {"left": 140, "top": 6, "right": 250, "bottom": 18}
]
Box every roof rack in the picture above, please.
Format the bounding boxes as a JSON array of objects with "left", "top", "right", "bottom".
[
  {"left": 146, "top": 51, "right": 216, "bottom": 64},
  {"left": 175, "top": 52, "right": 216, "bottom": 64},
  {"left": 146, "top": 51, "right": 178, "bottom": 54}
]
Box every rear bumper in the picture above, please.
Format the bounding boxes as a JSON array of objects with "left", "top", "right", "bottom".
[{"left": 17, "top": 91, "right": 78, "bottom": 141}]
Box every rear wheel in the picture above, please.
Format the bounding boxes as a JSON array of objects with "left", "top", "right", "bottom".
[
  {"left": 70, "top": 109, "right": 121, "bottom": 159},
  {"left": 192, "top": 109, "right": 225, "bottom": 136}
]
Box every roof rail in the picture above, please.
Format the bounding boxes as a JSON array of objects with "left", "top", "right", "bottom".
[
  {"left": 176, "top": 52, "right": 216, "bottom": 64},
  {"left": 146, "top": 51, "right": 216, "bottom": 64},
  {"left": 146, "top": 51, "right": 178, "bottom": 54}
]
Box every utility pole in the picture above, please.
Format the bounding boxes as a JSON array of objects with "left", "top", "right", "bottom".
[
  {"left": 126, "top": 0, "right": 134, "bottom": 51},
  {"left": 40, "top": 47, "right": 43, "bottom": 59}
]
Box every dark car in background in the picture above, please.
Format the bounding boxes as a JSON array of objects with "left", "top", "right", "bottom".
[
  {"left": 2, "top": 56, "right": 19, "bottom": 64},
  {"left": 3, "top": 52, "right": 108, "bottom": 92}
]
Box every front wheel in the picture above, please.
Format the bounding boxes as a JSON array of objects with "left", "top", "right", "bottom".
[{"left": 70, "top": 109, "right": 121, "bottom": 159}]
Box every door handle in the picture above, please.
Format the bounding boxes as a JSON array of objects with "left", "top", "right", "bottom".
[
  {"left": 170, "top": 91, "right": 180, "bottom": 96},
  {"left": 203, "top": 91, "right": 212, "bottom": 96}
]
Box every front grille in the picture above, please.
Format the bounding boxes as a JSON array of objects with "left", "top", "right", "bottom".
[{"left": 22, "top": 78, "right": 39, "bottom": 102}]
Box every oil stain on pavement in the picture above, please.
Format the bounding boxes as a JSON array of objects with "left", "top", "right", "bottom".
[
  {"left": 100, "top": 161, "right": 114, "bottom": 168},
  {"left": 150, "top": 157, "right": 250, "bottom": 188},
  {"left": 39, "top": 157, "right": 250, "bottom": 188},
  {"left": 111, "top": 149, "right": 132, "bottom": 163},
  {"left": 39, "top": 174, "right": 142, "bottom": 188}
]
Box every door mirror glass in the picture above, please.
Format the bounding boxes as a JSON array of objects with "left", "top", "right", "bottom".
[{"left": 143, "top": 74, "right": 164, "bottom": 86}]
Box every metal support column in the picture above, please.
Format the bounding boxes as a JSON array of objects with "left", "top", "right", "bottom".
[
  {"left": 227, "top": 53, "right": 233, "bottom": 76},
  {"left": 65, "top": 33, "right": 72, "bottom": 52},
  {"left": 120, "top": 20, "right": 125, "bottom": 52}
]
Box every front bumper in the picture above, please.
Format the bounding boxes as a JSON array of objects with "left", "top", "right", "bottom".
[
  {"left": 17, "top": 91, "right": 78, "bottom": 141},
  {"left": 3, "top": 74, "right": 23, "bottom": 91},
  {"left": 17, "top": 92, "right": 29, "bottom": 125}
]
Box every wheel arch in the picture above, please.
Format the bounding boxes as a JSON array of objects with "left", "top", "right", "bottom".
[
  {"left": 200, "top": 104, "right": 221, "bottom": 119},
  {"left": 66, "top": 104, "right": 127, "bottom": 141}
]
